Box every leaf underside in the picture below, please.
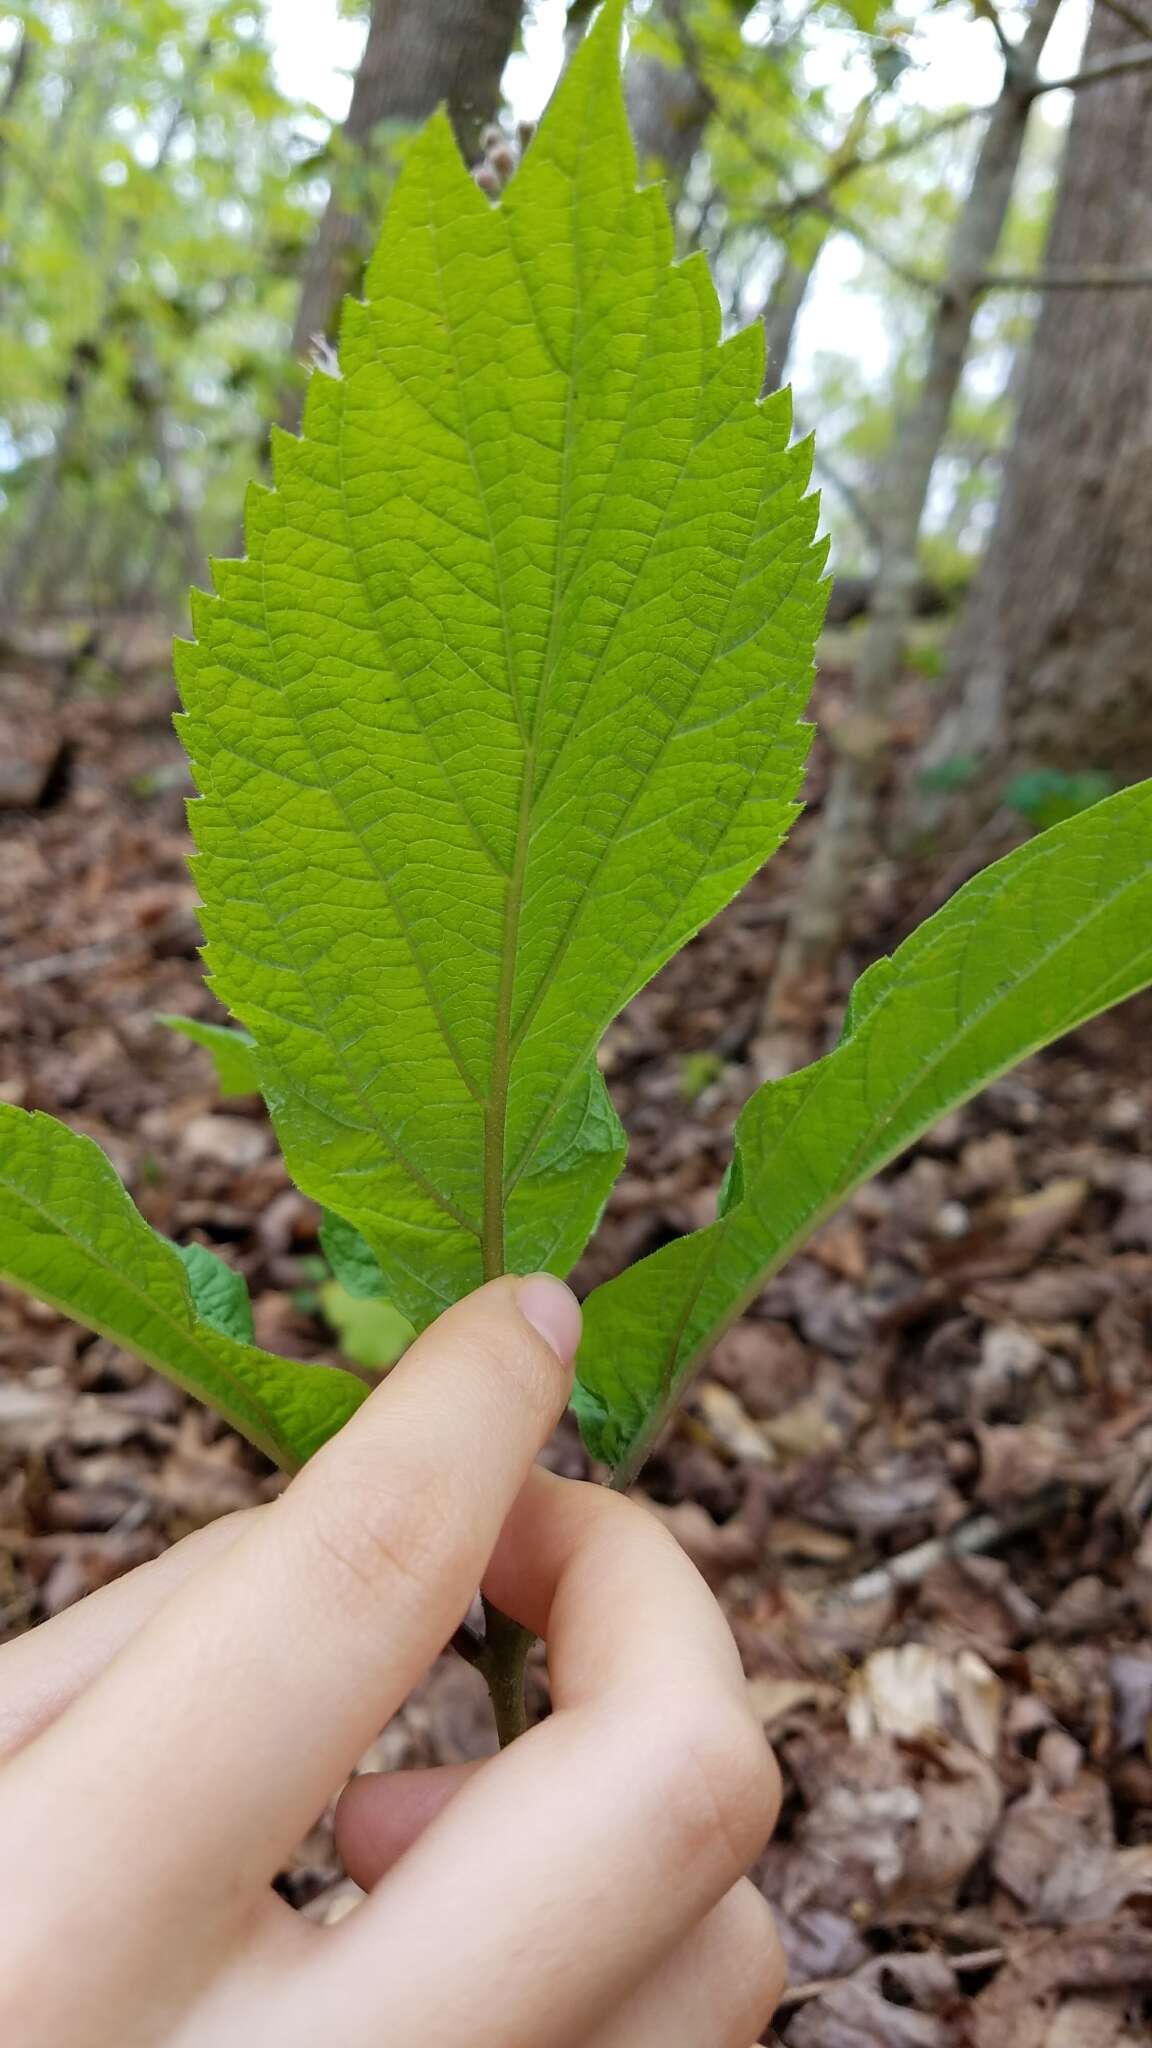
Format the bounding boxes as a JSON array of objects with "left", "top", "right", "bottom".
[
  {"left": 576, "top": 780, "right": 1152, "bottom": 1476},
  {"left": 174, "top": 2, "right": 826, "bottom": 1333},
  {"left": 0, "top": 1107, "right": 368, "bottom": 1470},
  {"left": 0, "top": 10, "right": 1148, "bottom": 1486}
]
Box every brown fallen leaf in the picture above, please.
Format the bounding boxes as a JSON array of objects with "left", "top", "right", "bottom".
[
  {"left": 1109, "top": 1651, "right": 1152, "bottom": 1754},
  {"left": 970, "top": 1921, "right": 1152, "bottom": 2048},
  {"left": 689, "top": 1380, "right": 776, "bottom": 1466},
  {"left": 1040, "top": 1995, "right": 1148, "bottom": 2048},
  {"left": 969, "top": 1321, "right": 1049, "bottom": 1416},
  {"left": 976, "top": 1422, "right": 1066, "bottom": 1507},
  {"left": 764, "top": 1900, "right": 870, "bottom": 1986},
  {"left": 919, "top": 1552, "right": 1044, "bottom": 1648},
  {"left": 896, "top": 1740, "right": 1002, "bottom": 1908},
  {"left": 178, "top": 1113, "right": 272, "bottom": 1171},
  {"left": 808, "top": 1216, "right": 869, "bottom": 1284},
  {"left": 848, "top": 1644, "right": 1004, "bottom": 1756},
  {"left": 638, "top": 1496, "right": 760, "bottom": 1588},
  {"left": 786, "top": 1952, "right": 958, "bottom": 2048},
  {"left": 819, "top": 1452, "right": 947, "bottom": 1537},
  {"left": 760, "top": 1395, "right": 844, "bottom": 1461},
  {"left": 763, "top": 1515, "right": 854, "bottom": 1563},
  {"left": 967, "top": 1267, "right": 1113, "bottom": 1323},
  {"left": 993, "top": 1773, "right": 1152, "bottom": 1923},
  {"left": 710, "top": 1317, "right": 818, "bottom": 1420},
  {"left": 747, "top": 1672, "right": 841, "bottom": 1730},
  {"left": 959, "top": 1132, "right": 1019, "bottom": 1196},
  {"left": 769, "top": 1734, "right": 921, "bottom": 1921}
]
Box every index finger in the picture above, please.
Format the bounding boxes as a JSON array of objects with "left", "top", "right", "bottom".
[
  {"left": 1, "top": 1275, "right": 579, "bottom": 1907},
  {"left": 305, "top": 1471, "right": 779, "bottom": 2048}
]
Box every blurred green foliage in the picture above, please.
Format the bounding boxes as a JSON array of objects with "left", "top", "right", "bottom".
[
  {"left": 0, "top": 0, "right": 1073, "bottom": 617},
  {"left": 318, "top": 1280, "right": 414, "bottom": 1372},
  {"left": 1006, "top": 769, "right": 1115, "bottom": 832}
]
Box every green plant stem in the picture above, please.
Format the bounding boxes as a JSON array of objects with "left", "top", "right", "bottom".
[
  {"left": 453, "top": 1598, "right": 535, "bottom": 1747},
  {"left": 478, "top": 1598, "right": 534, "bottom": 1746}
]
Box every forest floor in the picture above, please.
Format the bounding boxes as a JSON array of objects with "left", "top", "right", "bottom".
[{"left": 2, "top": 632, "right": 1151, "bottom": 2047}]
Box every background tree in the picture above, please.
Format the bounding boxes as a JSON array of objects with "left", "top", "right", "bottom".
[
  {"left": 282, "top": 0, "right": 527, "bottom": 426},
  {"left": 0, "top": 0, "right": 313, "bottom": 614},
  {"left": 765, "top": 0, "right": 1065, "bottom": 1022},
  {"left": 910, "top": 0, "right": 1152, "bottom": 843},
  {"left": 0, "top": 0, "right": 1129, "bottom": 639}
]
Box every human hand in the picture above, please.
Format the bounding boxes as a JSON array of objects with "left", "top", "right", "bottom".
[{"left": 0, "top": 1275, "right": 783, "bottom": 2047}]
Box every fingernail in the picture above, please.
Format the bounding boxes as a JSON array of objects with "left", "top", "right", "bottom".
[{"left": 516, "top": 1273, "right": 582, "bottom": 1366}]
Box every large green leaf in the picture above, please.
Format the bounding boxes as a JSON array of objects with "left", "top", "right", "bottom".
[
  {"left": 174, "top": 0, "right": 825, "bottom": 1332},
  {"left": 576, "top": 782, "right": 1152, "bottom": 1479},
  {"left": 0, "top": 1107, "right": 368, "bottom": 1470}
]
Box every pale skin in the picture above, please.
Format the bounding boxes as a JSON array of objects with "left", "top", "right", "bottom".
[{"left": 0, "top": 1275, "right": 785, "bottom": 2047}]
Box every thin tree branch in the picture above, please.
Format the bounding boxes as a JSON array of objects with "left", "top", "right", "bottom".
[
  {"left": 973, "top": 0, "right": 1017, "bottom": 66},
  {"left": 818, "top": 198, "right": 941, "bottom": 293},
  {"left": 815, "top": 104, "right": 981, "bottom": 197},
  {"left": 777, "top": 1951, "right": 1006, "bottom": 2011},
  {"left": 1032, "top": 40, "right": 1152, "bottom": 93},
  {"left": 981, "top": 264, "right": 1152, "bottom": 288},
  {"left": 0, "top": 23, "right": 32, "bottom": 118},
  {"left": 762, "top": 104, "right": 984, "bottom": 232}
]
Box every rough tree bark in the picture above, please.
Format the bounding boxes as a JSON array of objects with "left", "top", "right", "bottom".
[
  {"left": 909, "top": 0, "right": 1152, "bottom": 841},
  {"left": 281, "top": 0, "right": 525, "bottom": 425},
  {"left": 626, "top": 0, "right": 758, "bottom": 189},
  {"left": 762, "top": 0, "right": 1064, "bottom": 1036}
]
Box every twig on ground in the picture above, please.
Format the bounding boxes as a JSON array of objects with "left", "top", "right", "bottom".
[
  {"left": 777, "top": 1947, "right": 1005, "bottom": 2009},
  {"left": 5, "top": 937, "right": 138, "bottom": 988},
  {"left": 829, "top": 1485, "right": 1070, "bottom": 1606}
]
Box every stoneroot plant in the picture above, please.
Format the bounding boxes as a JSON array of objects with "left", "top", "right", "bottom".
[{"left": 2, "top": 4, "right": 1151, "bottom": 1736}]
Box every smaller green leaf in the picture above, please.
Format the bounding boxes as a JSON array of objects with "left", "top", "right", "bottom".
[
  {"left": 174, "top": 1240, "right": 255, "bottom": 1344},
  {"left": 577, "top": 780, "right": 1152, "bottom": 1477},
  {"left": 319, "top": 1210, "right": 389, "bottom": 1300},
  {"left": 319, "top": 1280, "right": 414, "bottom": 1372},
  {"left": 0, "top": 1107, "right": 367, "bottom": 1470},
  {"left": 157, "top": 1014, "right": 260, "bottom": 1098}
]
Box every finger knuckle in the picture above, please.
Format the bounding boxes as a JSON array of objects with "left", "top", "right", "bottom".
[{"left": 658, "top": 1692, "right": 781, "bottom": 1874}]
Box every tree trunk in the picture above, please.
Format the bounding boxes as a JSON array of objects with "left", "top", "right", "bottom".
[
  {"left": 626, "top": 0, "right": 758, "bottom": 190},
  {"left": 761, "top": 246, "right": 823, "bottom": 393},
  {"left": 909, "top": 0, "right": 1152, "bottom": 841},
  {"left": 762, "top": 0, "right": 1063, "bottom": 1036},
  {"left": 626, "top": 50, "right": 712, "bottom": 185},
  {"left": 281, "top": 0, "right": 525, "bottom": 425},
  {"left": 0, "top": 27, "right": 33, "bottom": 194}
]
